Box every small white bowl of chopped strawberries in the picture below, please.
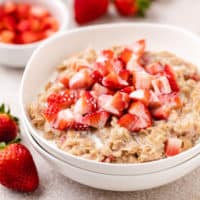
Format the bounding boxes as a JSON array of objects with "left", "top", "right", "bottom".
[{"left": 0, "top": 0, "right": 69, "bottom": 67}]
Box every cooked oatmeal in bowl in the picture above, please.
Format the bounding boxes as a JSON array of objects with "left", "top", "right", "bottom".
[{"left": 28, "top": 39, "right": 200, "bottom": 164}]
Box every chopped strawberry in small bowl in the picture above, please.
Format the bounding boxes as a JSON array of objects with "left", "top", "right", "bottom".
[{"left": 0, "top": 0, "right": 69, "bottom": 67}]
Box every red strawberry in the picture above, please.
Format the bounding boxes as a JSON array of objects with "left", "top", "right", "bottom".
[
  {"left": 3, "top": 1, "right": 16, "bottom": 14},
  {"left": 41, "top": 16, "right": 59, "bottom": 31},
  {"left": 0, "top": 30, "right": 15, "bottom": 43},
  {"left": 74, "top": 91, "right": 97, "bottom": 115},
  {"left": 130, "top": 39, "right": 146, "bottom": 55},
  {"left": 44, "top": 90, "right": 77, "bottom": 121},
  {"left": 0, "top": 105, "right": 18, "bottom": 143},
  {"left": 165, "top": 137, "right": 182, "bottom": 157},
  {"left": 2, "top": 16, "right": 16, "bottom": 31},
  {"left": 30, "top": 5, "right": 49, "bottom": 18},
  {"left": 91, "top": 70, "right": 103, "bottom": 83},
  {"left": 163, "top": 64, "right": 179, "bottom": 92},
  {"left": 149, "top": 90, "right": 161, "bottom": 108},
  {"left": 19, "top": 31, "right": 42, "bottom": 44},
  {"left": 74, "top": 0, "right": 109, "bottom": 24},
  {"left": 151, "top": 93, "right": 182, "bottom": 120},
  {"left": 114, "top": 0, "right": 151, "bottom": 16},
  {"left": 17, "top": 20, "right": 30, "bottom": 32},
  {"left": 129, "top": 89, "right": 150, "bottom": 106},
  {"left": 100, "top": 92, "right": 130, "bottom": 116},
  {"left": 128, "top": 101, "right": 152, "bottom": 129},
  {"left": 152, "top": 76, "right": 172, "bottom": 95},
  {"left": 69, "top": 69, "right": 94, "bottom": 89},
  {"left": 0, "top": 143, "right": 39, "bottom": 192},
  {"left": 82, "top": 111, "right": 110, "bottom": 128},
  {"left": 101, "top": 49, "right": 114, "bottom": 59},
  {"left": 58, "top": 75, "right": 69, "bottom": 88},
  {"left": 118, "top": 69, "right": 130, "bottom": 81},
  {"left": 118, "top": 113, "right": 140, "bottom": 131},
  {"left": 102, "top": 73, "right": 128, "bottom": 89},
  {"left": 92, "top": 83, "right": 112, "bottom": 97},
  {"left": 133, "top": 71, "right": 152, "bottom": 89},
  {"left": 119, "top": 48, "right": 133, "bottom": 65},
  {"left": 145, "top": 62, "right": 164, "bottom": 75},
  {"left": 120, "top": 86, "right": 135, "bottom": 94},
  {"left": 16, "top": 3, "right": 30, "bottom": 19}
]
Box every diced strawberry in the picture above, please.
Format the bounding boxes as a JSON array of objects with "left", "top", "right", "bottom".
[
  {"left": 41, "top": 16, "right": 59, "bottom": 31},
  {"left": 151, "top": 106, "right": 170, "bottom": 120},
  {"left": 131, "top": 39, "right": 146, "bottom": 55},
  {"left": 152, "top": 76, "right": 172, "bottom": 95},
  {"left": 69, "top": 69, "right": 94, "bottom": 89},
  {"left": 118, "top": 113, "right": 141, "bottom": 131},
  {"left": 72, "top": 122, "right": 89, "bottom": 131},
  {"left": 128, "top": 101, "right": 152, "bottom": 130},
  {"left": 16, "top": 3, "right": 30, "bottom": 19},
  {"left": 3, "top": 1, "right": 16, "bottom": 14},
  {"left": 101, "top": 49, "right": 114, "bottom": 59},
  {"left": 53, "top": 109, "right": 74, "bottom": 130},
  {"left": 91, "top": 70, "right": 103, "bottom": 83},
  {"left": 47, "top": 90, "right": 77, "bottom": 109},
  {"left": 129, "top": 89, "right": 150, "bottom": 106},
  {"left": 102, "top": 73, "right": 128, "bottom": 89},
  {"left": 3, "top": 16, "right": 16, "bottom": 31},
  {"left": 145, "top": 62, "right": 164, "bottom": 75},
  {"left": 30, "top": 5, "right": 49, "bottom": 18},
  {"left": 101, "top": 92, "right": 130, "bottom": 116},
  {"left": 17, "top": 20, "right": 30, "bottom": 32},
  {"left": 0, "top": 6, "right": 5, "bottom": 18},
  {"left": 120, "top": 86, "right": 135, "bottom": 94},
  {"left": 149, "top": 90, "right": 161, "bottom": 107},
  {"left": 151, "top": 93, "right": 182, "bottom": 120},
  {"left": 0, "top": 30, "right": 15, "bottom": 43},
  {"left": 158, "top": 93, "right": 182, "bottom": 109},
  {"left": 43, "top": 29, "right": 55, "bottom": 38},
  {"left": 82, "top": 111, "right": 110, "bottom": 128},
  {"left": 74, "top": 91, "right": 97, "bottom": 115},
  {"left": 165, "top": 137, "right": 182, "bottom": 157},
  {"left": 93, "top": 62, "right": 110, "bottom": 76},
  {"left": 44, "top": 104, "right": 60, "bottom": 122},
  {"left": 133, "top": 71, "right": 153, "bottom": 89},
  {"left": 126, "top": 55, "right": 144, "bottom": 72},
  {"left": 29, "top": 18, "right": 41, "bottom": 32},
  {"left": 118, "top": 69, "right": 130, "bottom": 81},
  {"left": 101, "top": 155, "right": 116, "bottom": 163},
  {"left": 119, "top": 48, "right": 133, "bottom": 65},
  {"left": 97, "top": 94, "right": 112, "bottom": 109},
  {"left": 58, "top": 76, "right": 69, "bottom": 88},
  {"left": 164, "top": 64, "right": 179, "bottom": 92},
  {"left": 112, "top": 59, "right": 124, "bottom": 74},
  {"left": 92, "top": 83, "right": 112, "bottom": 97},
  {"left": 20, "top": 31, "right": 42, "bottom": 44}
]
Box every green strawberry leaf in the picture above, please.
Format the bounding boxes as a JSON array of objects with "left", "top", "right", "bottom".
[
  {"left": 137, "top": 0, "right": 151, "bottom": 16},
  {"left": 0, "top": 142, "right": 6, "bottom": 150}
]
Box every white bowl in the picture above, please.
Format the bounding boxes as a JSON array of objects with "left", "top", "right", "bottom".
[
  {"left": 0, "top": 0, "right": 69, "bottom": 67},
  {"left": 20, "top": 23, "right": 200, "bottom": 176},
  {"left": 23, "top": 121, "right": 200, "bottom": 191}
]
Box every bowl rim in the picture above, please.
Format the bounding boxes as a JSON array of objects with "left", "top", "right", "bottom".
[
  {"left": 20, "top": 22, "right": 200, "bottom": 168},
  {"left": 0, "top": 0, "right": 69, "bottom": 49}
]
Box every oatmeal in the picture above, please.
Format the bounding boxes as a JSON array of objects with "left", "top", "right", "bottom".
[{"left": 28, "top": 39, "right": 200, "bottom": 163}]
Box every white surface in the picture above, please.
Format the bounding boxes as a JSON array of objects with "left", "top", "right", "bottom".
[
  {"left": 1, "top": 0, "right": 200, "bottom": 199},
  {"left": 21, "top": 23, "right": 200, "bottom": 178},
  {"left": 0, "top": 0, "right": 69, "bottom": 67}
]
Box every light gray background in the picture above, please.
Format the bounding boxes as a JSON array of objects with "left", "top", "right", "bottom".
[{"left": 1, "top": 0, "right": 200, "bottom": 199}]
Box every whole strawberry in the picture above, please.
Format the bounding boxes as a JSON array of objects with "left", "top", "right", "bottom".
[
  {"left": 114, "top": 0, "right": 151, "bottom": 16},
  {"left": 74, "top": 0, "right": 109, "bottom": 24},
  {"left": 0, "top": 143, "right": 39, "bottom": 192},
  {"left": 0, "top": 104, "right": 18, "bottom": 143}
]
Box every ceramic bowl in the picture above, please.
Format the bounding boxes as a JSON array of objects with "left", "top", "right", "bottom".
[
  {"left": 20, "top": 23, "right": 200, "bottom": 176},
  {"left": 23, "top": 122, "right": 200, "bottom": 191},
  {"left": 0, "top": 0, "right": 69, "bottom": 67}
]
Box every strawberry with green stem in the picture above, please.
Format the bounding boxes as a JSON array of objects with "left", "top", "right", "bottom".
[
  {"left": 0, "top": 104, "right": 19, "bottom": 143},
  {"left": 114, "top": 0, "right": 151, "bottom": 16}
]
